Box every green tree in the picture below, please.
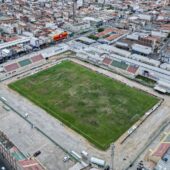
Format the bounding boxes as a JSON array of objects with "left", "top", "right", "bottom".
[
  {"left": 98, "top": 28, "right": 104, "bottom": 32},
  {"left": 88, "top": 35, "right": 99, "bottom": 40}
]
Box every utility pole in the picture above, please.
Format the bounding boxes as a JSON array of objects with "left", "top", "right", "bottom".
[
  {"left": 111, "top": 144, "right": 115, "bottom": 170},
  {"left": 72, "top": 0, "right": 77, "bottom": 23},
  {"left": 102, "top": 0, "right": 106, "bottom": 10},
  {"left": 61, "top": 0, "right": 64, "bottom": 18}
]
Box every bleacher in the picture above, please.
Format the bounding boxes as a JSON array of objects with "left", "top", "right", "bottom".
[
  {"left": 31, "top": 54, "right": 44, "bottom": 63},
  {"left": 102, "top": 57, "right": 112, "bottom": 65},
  {"left": 18, "top": 59, "right": 32, "bottom": 67},
  {"left": 102, "top": 57, "right": 139, "bottom": 76},
  {"left": 111, "top": 60, "right": 129, "bottom": 70},
  {"left": 127, "top": 65, "right": 139, "bottom": 74},
  {"left": 3, "top": 53, "right": 45, "bottom": 73},
  {"left": 4, "top": 63, "right": 19, "bottom": 72}
]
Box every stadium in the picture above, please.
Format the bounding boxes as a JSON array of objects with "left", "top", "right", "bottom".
[
  {"left": 8, "top": 59, "right": 159, "bottom": 150},
  {"left": 0, "top": 46, "right": 164, "bottom": 169}
]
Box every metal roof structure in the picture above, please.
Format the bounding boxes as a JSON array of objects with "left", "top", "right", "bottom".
[
  {"left": 0, "top": 37, "right": 31, "bottom": 50},
  {"left": 77, "top": 36, "right": 96, "bottom": 44},
  {"left": 132, "top": 44, "right": 153, "bottom": 55}
]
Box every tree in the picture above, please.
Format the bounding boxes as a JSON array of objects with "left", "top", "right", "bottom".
[
  {"left": 88, "top": 35, "right": 99, "bottom": 40},
  {"left": 98, "top": 28, "right": 104, "bottom": 32}
]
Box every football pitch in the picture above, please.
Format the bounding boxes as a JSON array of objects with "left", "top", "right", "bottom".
[{"left": 9, "top": 61, "right": 159, "bottom": 150}]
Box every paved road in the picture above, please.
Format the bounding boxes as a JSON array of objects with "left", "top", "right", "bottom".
[{"left": 0, "top": 101, "right": 74, "bottom": 170}]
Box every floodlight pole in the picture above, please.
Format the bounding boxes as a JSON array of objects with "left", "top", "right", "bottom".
[
  {"left": 102, "top": 0, "right": 106, "bottom": 10},
  {"left": 111, "top": 144, "right": 115, "bottom": 170}
]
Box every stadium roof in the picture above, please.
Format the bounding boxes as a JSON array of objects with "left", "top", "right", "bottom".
[
  {"left": 131, "top": 54, "right": 160, "bottom": 67},
  {"left": 97, "top": 44, "right": 131, "bottom": 58}
]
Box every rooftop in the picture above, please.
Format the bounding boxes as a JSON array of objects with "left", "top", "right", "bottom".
[{"left": 155, "top": 148, "right": 170, "bottom": 170}]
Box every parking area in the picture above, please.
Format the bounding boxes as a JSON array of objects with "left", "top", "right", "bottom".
[{"left": 0, "top": 101, "right": 75, "bottom": 170}]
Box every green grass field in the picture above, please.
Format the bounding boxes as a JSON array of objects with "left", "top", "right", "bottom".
[{"left": 9, "top": 61, "right": 159, "bottom": 150}]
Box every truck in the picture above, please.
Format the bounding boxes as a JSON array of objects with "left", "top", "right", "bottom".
[{"left": 90, "top": 157, "right": 106, "bottom": 167}]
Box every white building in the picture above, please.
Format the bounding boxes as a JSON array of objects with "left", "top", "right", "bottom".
[
  {"left": 132, "top": 44, "right": 153, "bottom": 56},
  {"left": 138, "top": 14, "right": 152, "bottom": 21},
  {"left": 63, "top": 22, "right": 91, "bottom": 33}
]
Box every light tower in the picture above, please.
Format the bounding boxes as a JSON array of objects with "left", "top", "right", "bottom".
[
  {"left": 102, "top": 0, "right": 106, "bottom": 10},
  {"left": 61, "top": 0, "right": 64, "bottom": 18},
  {"left": 111, "top": 144, "right": 115, "bottom": 170}
]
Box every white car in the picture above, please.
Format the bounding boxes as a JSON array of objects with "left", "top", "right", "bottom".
[{"left": 63, "top": 155, "right": 70, "bottom": 162}]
